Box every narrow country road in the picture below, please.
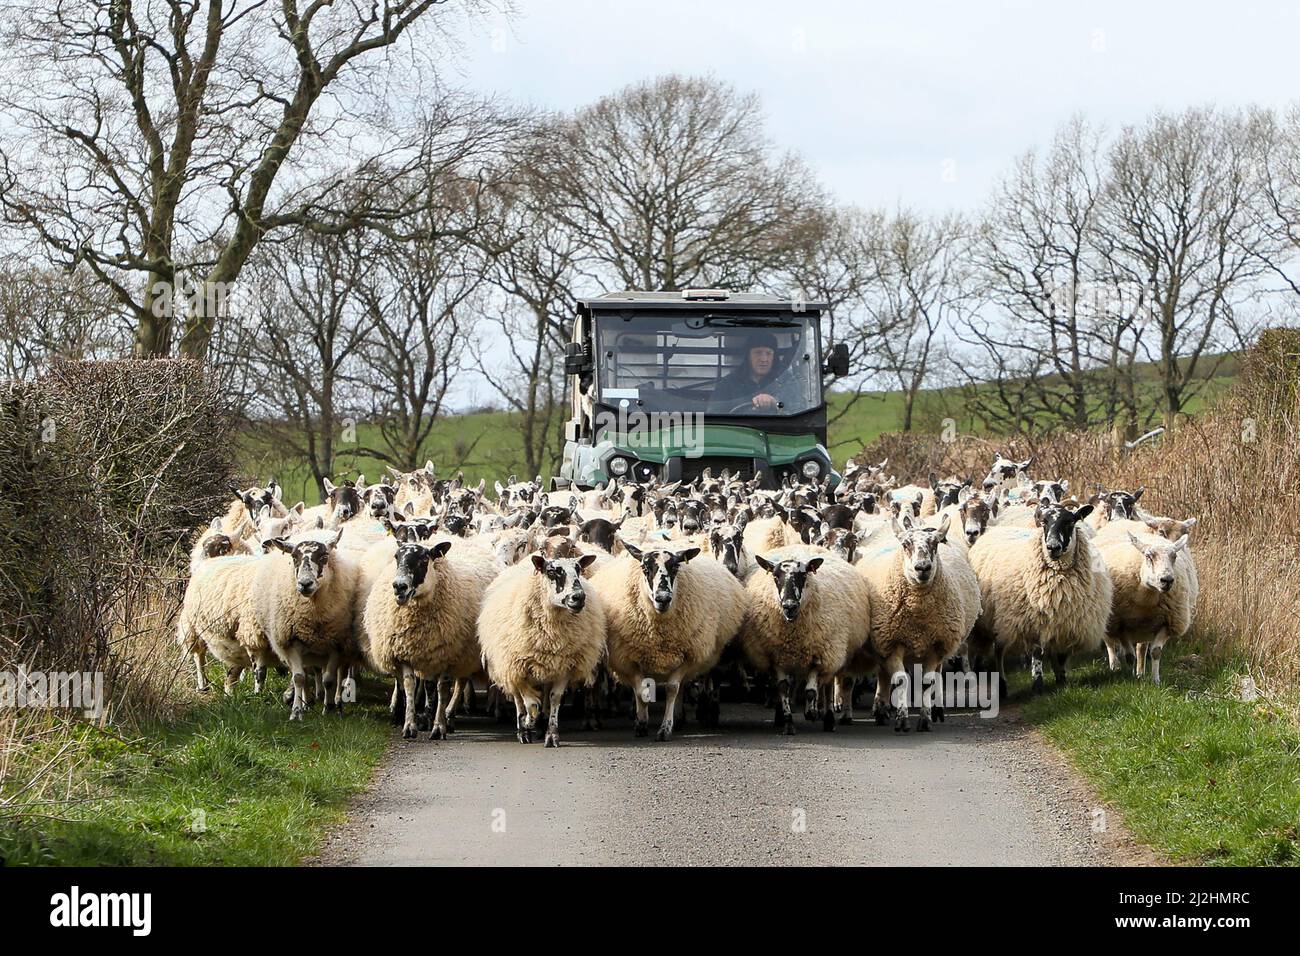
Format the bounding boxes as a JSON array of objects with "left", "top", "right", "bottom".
[{"left": 315, "top": 703, "right": 1144, "bottom": 866}]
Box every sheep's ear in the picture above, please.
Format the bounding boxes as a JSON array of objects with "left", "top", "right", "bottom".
[
  {"left": 890, "top": 515, "right": 904, "bottom": 538},
  {"left": 1073, "top": 504, "right": 1093, "bottom": 522},
  {"left": 1183, "top": 517, "right": 1197, "bottom": 532},
  {"left": 568, "top": 494, "right": 579, "bottom": 511},
  {"left": 734, "top": 510, "right": 749, "bottom": 532},
  {"left": 329, "top": 527, "right": 344, "bottom": 549},
  {"left": 990, "top": 497, "right": 1000, "bottom": 517},
  {"left": 806, "top": 557, "right": 825, "bottom": 574},
  {"left": 356, "top": 474, "right": 367, "bottom": 491},
  {"left": 208, "top": 516, "right": 223, "bottom": 532},
  {"left": 530, "top": 553, "right": 548, "bottom": 573},
  {"left": 290, "top": 501, "right": 304, "bottom": 515},
  {"left": 1088, "top": 492, "right": 1100, "bottom": 506},
  {"left": 577, "top": 553, "right": 598, "bottom": 571},
  {"left": 383, "top": 518, "right": 399, "bottom": 537},
  {"left": 495, "top": 481, "right": 506, "bottom": 498},
  {"left": 1126, "top": 531, "right": 1145, "bottom": 552},
  {"left": 268, "top": 537, "right": 293, "bottom": 554},
  {"left": 1033, "top": 506, "right": 1045, "bottom": 527},
  {"left": 937, "top": 513, "right": 951, "bottom": 541},
  {"left": 1133, "top": 485, "right": 1145, "bottom": 501},
  {"left": 1143, "top": 517, "right": 1161, "bottom": 531},
  {"left": 677, "top": 547, "right": 700, "bottom": 563},
  {"left": 430, "top": 540, "right": 453, "bottom": 561},
  {"left": 620, "top": 539, "right": 643, "bottom": 561},
  {"left": 386, "top": 466, "right": 404, "bottom": 480},
  {"left": 323, "top": 478, "right": 336, "bottom": 495},
  {"left": 929, "top": 472, "right": 939, "bottom": 491},
  {"left": 754, "top": 554, "right": 775, "bottom": 574},
  {"left": 1174, "top": 534, "right": 1189, "bottom": 551},
  {"left": 1060, "top": 479, "right": 1070, "bottom": 492}
]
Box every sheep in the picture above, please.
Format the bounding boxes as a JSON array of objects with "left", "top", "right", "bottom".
[
  {"left": 221, "top": 481, "right": 286, "bottom": 539},
  {"left": 742, "top": 514, "right": 793, "bottom": 556},
  {"left": 740, "top": 545, "right": 871, "bottom": 734},
  {"left": 477, "top": 551, "right": 606, "bottom": 746},
  {"left": 589, "top": 540, "right": 746, "bottom": 740},
  {"left": 954, "top": 490, "right": 999, "bottom": 546},
  {"left": 1095, "top": 531, "right": 1197, "bottom": 684},
  {"left": 968, "top": 503, "right": 1112, "bottom": 696},
  {"left": 1086, "top": 485, "right": 1145, "bottom": 529},
  {"left": 175, "top": 552, "right": 268, "bottom": 693},
  {"left": 980, "top": 452, "right": 1033, "bottom": 492},
  {"left": 362, "top": 539, "right": 499, "bottom": 739},
  {"left": 189, "top": 516, "right": 256, "bottom": 576},
  {"left": 853, "top": 514, "right": 981, "bottom": 732},
  {"left": 706, "top": 512, "right": 755, "bottom": 580},
  {"left": 888, "top": 486, "right": 930, "bottom": 518},
  {"left": 813, "top": 522, "right": 859, "bottom": 563},
  {"left": 250, "top": 527, "right": 360, "bottom": 720}
]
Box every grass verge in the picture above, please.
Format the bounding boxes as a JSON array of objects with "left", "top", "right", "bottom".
[
  {"left": 0, "top": 674, "right": 391, "bottom": 866},
  {"left": 1013, "top": 655, "right": 1299, "bottom": 866}
]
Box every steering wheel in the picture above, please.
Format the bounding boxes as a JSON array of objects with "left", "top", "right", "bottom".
[{"left": 726, "top": 398, "right": 783, "bottom": 413}]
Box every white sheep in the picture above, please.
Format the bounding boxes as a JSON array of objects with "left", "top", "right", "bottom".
[
  {"left": 853, "top": 514, "right": 981, "bottom": 731},
  {"left": 739, "top": 545, "right": 871, "bottom": 734},
  {"left": 362, "top": 539, "right": 499, "bottom": 739},
  {"left": 175, "top": 552, "right": 267, "bottom": 694},
  {"left": 968, "top": 503, "right": 1112, "bottom": 695},
  {"left": 477, "top": 551, "right": 605, "bottom": 746},
  {"left": 1095, "top": 531, "right": 1197, "bottom": 683},
  {"left": 250, "top": 528, "right": 360, "bottom": 720},
  {"left": 189, "top": 517, "right": 257, "bottom": 577},
  {"left": 589, "top": 540, "right": 746, "bottom": 740}
]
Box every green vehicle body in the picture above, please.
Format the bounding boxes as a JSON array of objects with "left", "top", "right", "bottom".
[{"left": 555, "top": 290, "right": 849, "bottom": 491}]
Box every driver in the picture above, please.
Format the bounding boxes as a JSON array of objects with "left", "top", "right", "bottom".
[{"left": 712, "top": 331, "right": 782, "bottom": 410}]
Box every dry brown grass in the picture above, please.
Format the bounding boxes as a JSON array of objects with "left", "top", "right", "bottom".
[{"left": 858, "top": 329, "right": 1300, "bottom": 701}]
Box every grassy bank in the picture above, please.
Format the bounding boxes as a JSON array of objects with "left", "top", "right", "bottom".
[
  {"left": 1013, "top": 656, "right": 1300, "bottom": 866},
  {"left": 0, "top": 676, "right": 390, "bottom": 866}
]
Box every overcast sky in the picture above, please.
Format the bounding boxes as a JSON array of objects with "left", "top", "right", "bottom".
[{"left": 448, "top": 0, "right": 1298, "bottom": 214}]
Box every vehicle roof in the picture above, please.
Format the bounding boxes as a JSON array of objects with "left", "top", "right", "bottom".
[{"left": 577, "top": 290, "right": 827, "bottom": 314}]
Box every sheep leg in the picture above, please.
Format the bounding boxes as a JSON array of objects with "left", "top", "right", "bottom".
[
  {"left": 995, "top": 645, "right": 1010, "bottom": 701},
  {"left": 837, "top": 676, "right": 855, "bottom": 725},
  {"left": 581, "top": 682, "right": 603, "bottom": 731},
  {"left": 253, "top": 663, "right": 267, "bottom": 694},
  {"left": 400, "top": 667, "right": 420, "bottom": 739},
  {"left": 193, "top": 648, "right": 211, "bottom": 693},
  {"left": 430, "top": 676, "right": 453, "bottom": 740},
  {"left": 887, "top": 653, "right": 909, "bottom": 733},
  {"left": 1148, "top": 628, "right": 1169, "bottom": 685},
  {"left": 775, "top": 672, "right": 794, "bottom": 735},
  {"left": 930, "top": 657, "right": 946, "bottom": 723},
  {"left": 917, "top": 664, "right": 941, "bottom": 732},
  {"left": 871, "top": 667, "right": 891, "bottom": 726},
  {"left": 445, "top": 679, "right": 464, "bottom": 734},
  {"left": 321, "top": 652, "right": 339, "bottom": 714},
  {"left": 1104, "top": 638, "right": 1124, "bottom": 672},
  {"left": 631, "top": 672, "right": 650, "bottom": 737},
  {"left": 820, "top": 682, "right": 836, "bottom": 732},
  {"left": 544, "top": 680, "right": 567, "bottom": 748},
  {"left": 313, "top": 669, "right": 324, "bottom": 704},
  {"left": 286, "top": 648, "right": 307, "bottom": 722},
  {"left": 803, "top": 671, "right": 820, "bottom": 722},
  {"left": 514, "top": 692, "right": 531, "bottom": 744},
  {"left": 223, "top": 664, "right": 244, "bottom": 696},
  {"left": 656, "top": 673, "right": 683, "bottom": 742},
  {"left": 1135, "top": 642, "right": 1148, "bottom": 680},
  {"left": 1029, "top": 646, "right": 1045, "bottom": 694},
  {"left": 1052, "top": 652, "right": 1068, "bottom": 687},
  {"left": 389, "top": 678, "right": 403, "bottom": 724}
]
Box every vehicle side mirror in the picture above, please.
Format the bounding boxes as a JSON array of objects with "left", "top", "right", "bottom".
[
  {"left": 825, "top": 342, "right": 850, "bottom": 378},
  {"left": 564, "top": 342, "right": 590, "bottom": 376}
]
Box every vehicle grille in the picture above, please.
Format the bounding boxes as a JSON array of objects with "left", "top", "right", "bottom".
[{"left": 681, "top": 456, "right": 753, "bottom": 484}]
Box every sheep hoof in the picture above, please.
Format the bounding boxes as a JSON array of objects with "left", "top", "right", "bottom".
[
  {"left": 282, "top": 688, "right": 295, "bottom": 706},
  {"left": 838, "top": 713, "right": 853, "bottom": 725},
  {"left": 933, "top": 706, "right": 945, "bottom": 723},
  {"left": 655, "top": 727, "right": 672, "bottom": 742},
  {"left": 821, "top": 711, "right": 836, "bottom": 732},
  {"left": 1031, "top": 676, "right": 1045, "bottom": 695},
  {"left": 402, "top": 724, "right": 417, "bottom": 739},
  {"left": 782, "top": 720, "right": 795, "bottom": 736},
  {"left": 517, "top": 730, "right": 531, "bottom": 744},
  {"left": 634, "top": 720, "right": 649, "bottom": 738},
  {"left": 429, "top": 726, "right": 445, "bottom": 741},
  {"left": 874, "top": 710, "right": 888, "bottom": 727},
  {"left": 894, "top": 715, "right": 910, "bottom": 733},
  {"left": 544, "top": 733, "right": 558, "bottom": 748},
  {"left": 445, "top": 717, "right": 456, "bottom": 734},
  {"left": 917, "top": 716, "right": 932, "bottom": 732}
]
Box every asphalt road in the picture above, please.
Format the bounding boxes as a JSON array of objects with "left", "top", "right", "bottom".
[{"left": 315, "top": 700, "right": 1146, "bottom": 867}]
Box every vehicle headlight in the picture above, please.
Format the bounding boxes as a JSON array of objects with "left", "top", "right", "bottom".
[
  {"left": 801, "top": 459, "right": 823, "bottom": 479},
  {"left": 608, "top": 456, "right": 630, "bottom": 477}
]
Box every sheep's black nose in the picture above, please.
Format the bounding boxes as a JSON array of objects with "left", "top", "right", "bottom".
[{"left": 1160, "top": 576, "right": 1174, "bottom": 590}]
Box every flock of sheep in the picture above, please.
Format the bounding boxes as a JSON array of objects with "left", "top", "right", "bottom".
[{"left": 176, "top": 452, "right": 1199, "bottom": 746}]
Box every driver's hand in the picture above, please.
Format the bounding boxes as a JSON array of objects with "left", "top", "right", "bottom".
[{"left": 752, "top": 393, "right": 777, "bottom": 409}]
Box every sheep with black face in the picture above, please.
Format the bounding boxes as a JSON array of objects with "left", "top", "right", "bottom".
[
  {"left": 477, "top": 551, "right": 606, "bottom": 746},
  {"left": 968, "top": 503, "right": 1113, "bottom": 695},
  {"left": 590, "top": 540, "right": 745, "bottom": 740}
]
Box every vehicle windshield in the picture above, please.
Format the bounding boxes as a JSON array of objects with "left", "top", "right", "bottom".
[{"left": 594, "top": 312, "right": 822, "bottom": 416}]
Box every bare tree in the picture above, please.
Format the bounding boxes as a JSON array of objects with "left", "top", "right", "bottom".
[
  {"left": 242, "top": 228, "right": 377, "bottom": 499},
  {"left": 0, "top": 0, "right": 485, "bottom": 358},
  {"left": 1097, "top": 107, "right": 1279, "bottom": 426},
  {"left": 0, "top": 263, "right": 127, "bottom": 379},
  {"left": 539, "top": 74, "right": 824, "bottom": 293},
  {"left": 1255, "top": 103, "right": 1300, "bottom": 299},
  {"left": 962, "top": 118, "right": 1147, "bottom": 434}
]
